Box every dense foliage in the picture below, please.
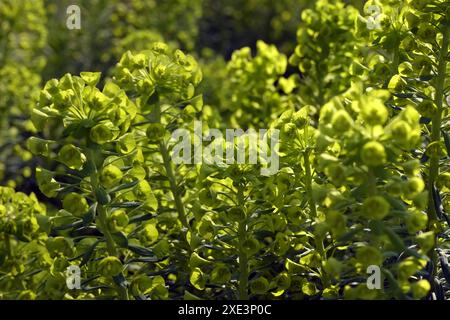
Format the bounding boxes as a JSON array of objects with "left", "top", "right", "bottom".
[{"left": 1, "top": 0, "right": 450, "bottom": 300}]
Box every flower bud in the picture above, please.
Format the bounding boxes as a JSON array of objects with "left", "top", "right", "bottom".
[
  {"left": 417, "top": 24, "right": 436, "bottom": 42},
  {"left": 324, "top": 163, "right": 346, "bottom": 187},
  {"left": 405, "top": 177, "right": 425, "bottom": 196},
  {"left": 107, "top": 209, "right": 129, "bottom": 232},
  {"left": 405, "top": 210, "right": 428, "bottom": 233},
  {"left": 398, "top": 257, "right": 421, "bottom": 281},
  {"left": 411, "top": 280, "right": 431, "bottom": 299},
  {"left": 361, "top": 196, "right": 390, "bottom": 220},
  {"left": 98, "top": 256, "right": 122, "bottom": 277},
  {"left": 331, "top": 110, "right": 353, "bottom": 133},
  {"left": 242, "top": 238, "right": 260, "bottom": 255},
  {"left": 90, "top": 121, "right": 120, "bottom": 145},
  {"left": 46, "top": 236, "right": 73, "bottom": 258},
  {"left": 250, "top": 277, "right": 269, "bottom": 295},
  {"left": 361, "top": 99, "right": 388, "bottom": 126},
  {"left": 133, "top": 180, "right": 152, "bottom": 198},
  {"left": 100, "top": 165, "right": 123, "bottom": 189},
  {"left": 131, "top": 275, "right": 153, "bottom": 296},
  {"left": 146, "top": 123, "right": 165, "bottom": 142},
  {"left": 416, "top": 231, "right": 435, "bottom": 253},
  {"left": 58, "top": 144, "right": 86, "bottom": 170},
  {"left": 390, "top": 120, "right": 412, "bottom": 148},
  {"left": 361, "top": 141, "right": 386, "bottom": 167},
  {"left": 437, "top": 172, "right": 450, "bottom": 189},
  {"left": 139, "top": 223, "right": 159, "bottom": 245},
  {"left": 356, "top": 245, "right": 382, "bottom": 267},
  {"left": 326, "top": 210, "right": 347, "bottom": 236},
  {"left": 211, "top": 264, "right": 232, "bottom": 284}
]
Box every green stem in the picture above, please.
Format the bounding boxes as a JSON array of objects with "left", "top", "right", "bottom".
[
  {"left": 152, "top": 95, "right": 190, "bottom": 232},
  {"left": 427, "top": 25, "right": 449, "bottom": 226},
  {"left": 304, "top": 149, "right": 317, "bottom": 218},
  {"left": 5, "top": 234, "right": 12, "bottom": 258},
  {"left": 237, "top": 186, "right": 249, "bottom": 300},
  {"left": 367, "top": 168, "right": 377, "bottom": 196},
  {"left": 97, "top": 205, "right": 117, "bottom": 256},
  {"left": 159, "top": 141, "right": 190, "bottom": 231},
  {"left": 304, "top": 150, "right": 328, "bottom": 286},
  {"left": 426, "top": 24, "right": 449, "bottom": 293},
  {"left": 380, "top": 37, "right": 401, "bottom": 89},
  {"left": 88, "top": 151, "right": 128, "bottom": 300}
]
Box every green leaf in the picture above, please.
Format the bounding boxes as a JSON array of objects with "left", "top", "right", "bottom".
[
  {"left": 109, "top": 180, "right": 140, "bottom": 194},
  {"left": 80, "top": 240, "right": 102, "bottom": 267},
  {"left": 190, "top": 267, "right": 206, "bottom": 291},
  {"left": 129, "top": 213, "right": 157, "bottom": 224},
  {"left": 109, "top": 201, "right": 142, "bottom": 208},
  {"left": 82, "top": 203, "right": 97, "bottom": 225},
  {"left": 35, "top": 214, "right": 52, "bottom": 234},
  {"left": 127, "top": 244, "right": 156, "bottom": 257},
  {"left": 184, "top": 290, "right": 203, "bottom": 300},
  {"left": 111, "top": 231, "right": 128, "bottom": 248},
  {"left": 443, "top": 130, "right": 450, "bottom": 157}
]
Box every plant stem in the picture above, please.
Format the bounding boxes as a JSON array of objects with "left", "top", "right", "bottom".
[
  {"left": 304, "top": 149, "right": 328, "bottom": 286},
  {"left": 88, "top": 150, "right": 128, "bottom": 300},
  {"left": 152, "top": 95, "right": 190, "bottom": 231},
  {"left": 237, "top": 185, "right": 249, "bottom": 300},
  {"left": 367, "top": 168, "right": 377, "bottom": 196},
  {"left": 97, "top": 205, "right": 117, "bottom": 256},
  {"left": 426, "top": 24, "right": 449, "bottom": 293},
  {"left": 427, "top": 25, "right": 449, "bottom": 226},
  {"left": 304, "top": 149, "right": 317, "bottom": 218},
  {"left": 5, "top": 234, "right": 12, "bottom": 258},
  {"left": 159, "top": 141, "right": 190, "bottom": 231}
]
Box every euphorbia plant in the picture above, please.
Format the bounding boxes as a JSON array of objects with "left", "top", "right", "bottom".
[
  {"left": 219, "top": 40, "right": 296, "bottom": 128},
  {"left": 112, "top": 43, "right": 204, "bottom": 296},
  {"left": 0, "top": 187, "right": 51, "bottom": 299},
  {"left": 353, "top": 0, "right": 450, "bottom": 292},
  {"left": 185, "top": 131, "right": 292, "bottom": 299},
  {"left": 28, "top": 67, "right": 166, "bottom": 299},
  {"left": 29, "top": 42, "right": 204, "bottom": 299},
  {"left": 313, "top": 84, "right": 431, "bottom": 299}
]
